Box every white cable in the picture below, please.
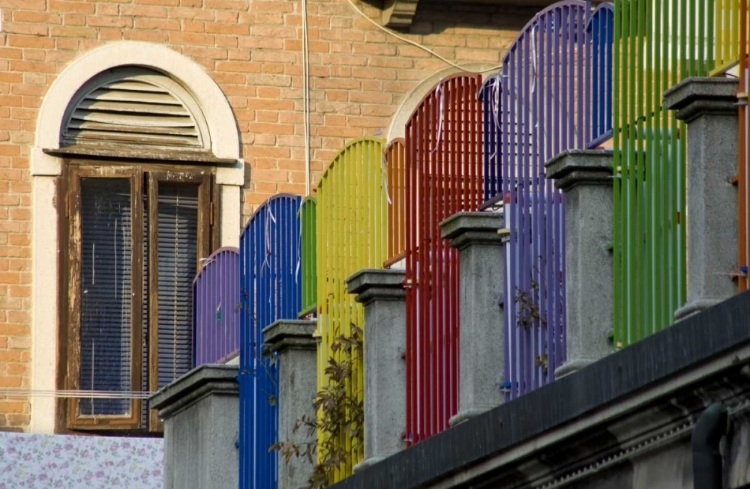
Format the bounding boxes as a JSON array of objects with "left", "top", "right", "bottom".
[
  {"left": 344, "top": 0, "right": 501, "bottom": 74},
  {"left": 302, "top": 0, "right": 311, "bottom": 196},
  {"left": 0, "top": 389, "right": 154, "bottom": 400}
]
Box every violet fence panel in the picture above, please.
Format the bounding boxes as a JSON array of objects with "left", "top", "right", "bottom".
[
  {"left": 480, "top": 1, "right": 614, "bottom": 400},
  {"left": 192, "top": 247, "right": 240, "bottom": 366}
]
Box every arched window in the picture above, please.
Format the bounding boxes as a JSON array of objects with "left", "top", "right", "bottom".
[{"left": 58, "top": 67, "right": 222, "bottom": 433}]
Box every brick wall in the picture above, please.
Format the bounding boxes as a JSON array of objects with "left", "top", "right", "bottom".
[{"left": 0, "top": 0, "right": 534, "bottom": 431}]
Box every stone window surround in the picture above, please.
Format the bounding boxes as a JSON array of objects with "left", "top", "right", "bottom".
[{"left": 30, "top": 42, "right": 244, "bottom": 433}]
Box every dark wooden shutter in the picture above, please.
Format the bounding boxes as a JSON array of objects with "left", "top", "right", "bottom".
[
  {"left": 78, "top": 178, "right": 133, "bottom": 416},
  {"left": 155, "top": 183, "right": 199, "bottom": 388}
]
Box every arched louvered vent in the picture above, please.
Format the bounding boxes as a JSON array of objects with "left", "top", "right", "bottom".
[{"left": 62, "top": 67, "right": 210, "bottom": 150}]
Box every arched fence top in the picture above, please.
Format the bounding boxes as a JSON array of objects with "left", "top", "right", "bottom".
[
  {"left": 502, "top": 0, "right": 589, "bottom": 61},
  {"left": 386, "top": 137, "right": 405, "bottom": 152},
  {"left": 192, "top": 246, "right": 239, "bottom": 285},
  {"left": 405, "top": 72, "right": 482, "bottom": 125},
  {"left": 317, "top": 137, "right": 386, "bottom": 189},
  {"left": 241, "top": 193, "right": 302, "bottom": 233}
]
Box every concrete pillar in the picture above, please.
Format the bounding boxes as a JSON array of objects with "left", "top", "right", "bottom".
[
  {"left": 545, "top": 150, "right": 614, "bottom": 377},
  {"left": 664, "top": 77, "right": 740, "bottom": 320},
  {"left": 263, "top": 319, "right": 317, "bottom": 489},
  {"left": 149, "top": 365, "right": 239, "bottom": 489},
  {"left": 345, "top": 269, "right": 406, "bottom": 471},
  {"left": 439, "top": 212, "right": 504, "bottom": 425}
]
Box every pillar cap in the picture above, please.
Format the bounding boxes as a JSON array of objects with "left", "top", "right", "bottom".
[
  {"left": 149, "top": 364, "right": 239, "bottom": 419},
  {"left": 346, "top": 268, "right": 406, "bottom": 305},
  {"left": 263, "top": 319, "right": 317, "bottom": 353},
  {"left": 545, "top": 149, "right": 614, "bottom": 191},
  {"left": 439, "top": 211, "right": 504, "bottom": 250},
  {"left": 665, "top": 77, "right": 739, "bottom": 122}
]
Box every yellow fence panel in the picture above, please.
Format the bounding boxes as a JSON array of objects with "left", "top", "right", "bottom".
[{"left": 315, "top": 137, "right": 388, "bottom": 481}]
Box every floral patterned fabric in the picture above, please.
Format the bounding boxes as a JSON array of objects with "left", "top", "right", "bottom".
[{"left": 0, "top": 432, "right": 163, "bottom": 489}]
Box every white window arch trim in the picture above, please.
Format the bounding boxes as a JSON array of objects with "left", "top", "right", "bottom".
[{"left": 31, "top": 42, "right": 244, "bottom": 433}]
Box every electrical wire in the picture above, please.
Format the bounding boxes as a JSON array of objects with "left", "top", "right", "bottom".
[
  {"left": 0, "top": 389, "right": 153, "bottom": 400},
  {"left": 344, "top": 0, "right": 502, "bottom": 74},
  {"left": 302, "top": 0, "right": 312, "bottom": 196}
]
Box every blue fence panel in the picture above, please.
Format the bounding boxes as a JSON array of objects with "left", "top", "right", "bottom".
[{"left": 239, "top": 194, "right": 302, "bottom": 489}]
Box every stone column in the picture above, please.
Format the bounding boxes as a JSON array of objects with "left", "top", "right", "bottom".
[
  {"left": 263, "top": 319, "right": 317, "bottom": 489},
  {"left": 545, "top": 150, "right": 614, "bottom": 377},
  {"left": 149, "top": 365, "right": 239, "bottom": 489},
  {"left": 439, "top": 212, "right": 504, "bottom": 425},
  {"left": 664, "top": 77, "right": 739, "bottom": 320},
  {"left": 346, "top": 269, "right": 406, "bottom": 471}
]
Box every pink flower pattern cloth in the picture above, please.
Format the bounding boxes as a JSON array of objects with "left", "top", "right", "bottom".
[{"left": 0, "top": 432, "right": 163, "bottom": 488}]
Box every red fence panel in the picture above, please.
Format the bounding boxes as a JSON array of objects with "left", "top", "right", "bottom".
[{"left": 405, "top": 73, "right": 484, "bottom": 443}]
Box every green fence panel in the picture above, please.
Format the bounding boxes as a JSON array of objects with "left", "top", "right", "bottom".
[
  {"left": 613, "top": 0, "right": 717, "bottom": 346},
  {"left": 300, "top": 196, "right": 317, "bottom": 317}
]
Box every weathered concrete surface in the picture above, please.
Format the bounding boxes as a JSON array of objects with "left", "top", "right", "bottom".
[
  {"left": 150, "top": 365, "right": 239, "bottom": 489},
  {"left": 440, "top": 211, "right": 505, "bottom": 425},
  {"left": 264, "top": 319, "right": 317, "bottom": 489},
  {"left": 346, "top": 269, "right": 406, "bottom": 471},
  {"left": 546, "top": 150, "right": 614, "bottom": 377},
  {"left": 330, "top": 289, "right": 750, "bottom": 489},
  {"left": 665, "top": 77, "right": 739, "bottom": 320}
]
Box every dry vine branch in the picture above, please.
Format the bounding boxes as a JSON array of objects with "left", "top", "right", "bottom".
[{"left": 272, "top": 323, "right": 364, "bottom": 489}]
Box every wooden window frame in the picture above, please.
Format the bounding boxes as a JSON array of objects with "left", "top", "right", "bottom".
[{"left": 59, "top": 159, "right": 219, "bottom": 433}]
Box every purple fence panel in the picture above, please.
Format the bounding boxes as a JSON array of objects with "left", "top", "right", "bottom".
[
  {"left": 480, "top": 1, "right": 615, "bottom": 399},
  {"left": 192, "top": 247, "right": 240, "bottom": 366}
]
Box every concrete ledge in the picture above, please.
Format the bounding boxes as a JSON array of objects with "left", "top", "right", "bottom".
[
  {"left": 353, "top": 456, "right": 385, "bottom": 474},
  {"left": 330, "top": 290, "right": 750, "bottom": 489},
  {"left": 263, "top": 319, "right": 317, "bottom": 353},
  {"left": 544, "top": 149, "right": 614, "bottom": 191},
  {"left": 554, "top": 358, "right": 595, "bottom": 379},
  {"left": 149, "top": 365, "right": 238, "bottom": 420},
  {"left": 664, "top": 77, "right": 739, "bottom": 122},
  {"left": 448, "top": 407, "right": 492, "bottom": 428},
  {"left": 674, "top": 298, "right": 724, "bottom": 321},
  {"left": 346, "top": 269, "right": 406, "bottom": 305},
  {"left": 439, "top": 211, "right": 503, "bottom": 250}
]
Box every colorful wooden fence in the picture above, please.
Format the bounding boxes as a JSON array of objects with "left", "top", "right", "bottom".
[
  {"left": 192, "top": 247, "right": 240, "bottom": 366},
  {"left": 480, "top": 1, "right": 615, "bottom": 400},
  {"left": 300, "top": 196, "right": 317, "bottom": 317},
  {"left": 612, "top": 0, "right": 726, "bottom": 346},
  {"left": 238, "top": 194, "right": 302, "bottom": 489},
  {"left": 385, "top": 138, "right": 406, "bottom": 266},
  {"left": 315, "top": 137, "right": 388, "bottom": 481},
  {"left": 405, "top": 73, "right": 483, "bottom": 443}
]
